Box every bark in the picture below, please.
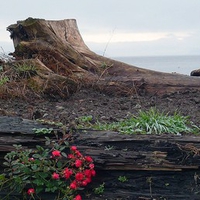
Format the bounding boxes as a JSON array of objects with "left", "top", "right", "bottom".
[
  {"left": 4, "top": 17, "right": 200, "bottom": 98},
  {"left": 1, "top": 116, "right": 200, "bottom": 199}
]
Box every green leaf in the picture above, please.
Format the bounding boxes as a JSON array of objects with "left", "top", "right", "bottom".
[
  {"left": 3, "top": 161, "right": 10, "bottom": 166},
  {"left": 0, "top": 174, "right": 6, "bottom": 181},
  {"left": 45, "top": 188, "right": 51, "bottom": 192},
  {"left": 33, "top": 153, "right": 42, "bottom": 159},
  {"left": 38, "top": 172, "right": 49, "bottom": 179},
  {"left": 49, "top": 186, "right": 58, "bottom": 192},
  {"left": 59, "top": 146, "right": 66, "bottom": 151},
  {"left": 13, "top": 144, "right": 22, "bottom": 149},
  {"left": 13, "top": 170, "right": 21, "bottom": 174},
  {"left": 64, "top": 141, "right": 69, "bottom": 147},
  {"left": 36, "top": 186, "right": 44, "bottom": 193},
  {"left": 45, "top": 137, "right": 51, "bottom": 145},
  {"left": 36, "top": 145, "right": 44, "bottom": 151},
  {"left": 22, "top": 175, "right": 30, "bottom": 181},
  {"left": 43, "top": 166, "right": 50, "bottom": 172},
  {"left": 61, "top": 152, "right": 68, "bottom": 158},
  {"left": 57, "top": 161, "right": 62, "bottom": 168},
  {"left": 33, "top": 179, "right": 44, "bottom": 186},
  {"left": 31, "top": 164, "right": 38, "bottom": 171},
  {"left": 23, "top": 167, "right": 31, "bottom": 174}
]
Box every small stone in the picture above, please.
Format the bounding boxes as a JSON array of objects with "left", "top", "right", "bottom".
[
  {"left": 56, "top": 106, "right": 64, "bottom": 110},
  {"left": 190, "top": 69, "right": 200, "bottom": 76},
  {"left": 192, "top": 97, "right": 200, "bottom": 104}
]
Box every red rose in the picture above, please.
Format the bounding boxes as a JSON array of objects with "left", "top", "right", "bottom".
[
  {"left": 84, "top": 169, "right": 92, "bottom": 177},
  {"left": 71, "top": 146, "right": 77, "bottom": 151},
  {"left": 81, "top": 180, "right": 88, "bottom": 186},
  {"left": 74, "top": 194, "right": 82, "bottom": 200},
  {"left": 28, "top": 157, "right": 35, "bottom": 162},
  {"left": 52, "top": 172, "right": 60, "bottom": 180},
  {"left": 70, "top": 181, "right": 77, "bottom": 190},
  {"left": 52, "top": 150, "right": 61, "bottom": 157},
  {"left": 63, "top": 168, "right": 73, "bottom": 179},
  {"left": 85, "top": 156, "right": 93, "bottom": 162},
  {"left": 27, "top": 188, "right": 35, "bottom": 195},
  {"left": 68, "top": 154, "right": 75, "bottom": 159},
  {"left": 91, "top": 169, "right": 96, "bottom": 177},
  {"left": 75, "top": 159, "right": 82, "bottom": 168},
  {"left": 85, "top": 177, "right": 91, "bottom": 184},
  {"left": 75, "top": 172, "right": 84, "bottom": 181},
  {"left": 75, "top": 150, "right": 82, "bottom": 157},
  {"left": 89, "top": 163, "right": 94, "bottom": 169}
]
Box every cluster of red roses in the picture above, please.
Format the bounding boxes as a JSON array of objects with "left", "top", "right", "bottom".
[
  {"left": 27, "top": 145, "right": 95, "bottom": 200},
  {"left": 64, "top": 146, "right": 95, "bottom": 189}
]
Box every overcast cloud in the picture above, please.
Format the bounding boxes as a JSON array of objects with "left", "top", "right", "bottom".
[{"left": 1, "top": 0, "right": 200, "bottom": 56}]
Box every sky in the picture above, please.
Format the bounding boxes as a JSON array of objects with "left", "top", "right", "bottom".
[{"left": 1, "top": 0, "right": 200, "bottom": 57}]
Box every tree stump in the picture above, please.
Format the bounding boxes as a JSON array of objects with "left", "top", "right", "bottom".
[{"left": 3, "top": 17, "right": 200, "bottom": 99}]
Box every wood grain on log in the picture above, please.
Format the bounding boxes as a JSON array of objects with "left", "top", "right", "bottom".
[{"left": 0, "top": 116, "right": 200, "bottom": 199}]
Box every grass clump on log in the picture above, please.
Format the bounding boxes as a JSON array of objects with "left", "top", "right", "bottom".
[{"left": 77, "top": 108, "right": 199, "bottom": 135}]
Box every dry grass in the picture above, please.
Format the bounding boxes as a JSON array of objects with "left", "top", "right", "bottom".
[{"left": 0, "top": 59, "right": 85, "bottom": 99}]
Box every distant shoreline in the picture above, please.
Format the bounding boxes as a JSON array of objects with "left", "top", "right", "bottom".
[{"left": 111, "top": 55, "right": 200, "bottom": 75}]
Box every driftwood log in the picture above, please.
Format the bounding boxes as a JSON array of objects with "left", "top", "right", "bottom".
[
  {"left": 1, "top": 116, "right": 200, "bottom": 199},
  {"left": 2, "top": 17, "right": 200, "bottom": 99}
]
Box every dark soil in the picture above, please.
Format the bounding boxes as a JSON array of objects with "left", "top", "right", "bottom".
[
  {"left": 1, "top": 87, "right": 200, "bottom": 200},
  {"left": 1, "top": 88, "right": 200, "bottom": 130}
]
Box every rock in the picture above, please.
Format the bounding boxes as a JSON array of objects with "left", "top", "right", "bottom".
[{"left": 190, "top": 69, "right": 200, "bottom": 76}]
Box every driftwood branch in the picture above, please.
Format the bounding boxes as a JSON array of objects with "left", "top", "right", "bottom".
[{"left": 0, "top": 116, "right": 200, "bottom": 199}]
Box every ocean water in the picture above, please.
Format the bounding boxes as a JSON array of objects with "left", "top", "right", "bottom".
[{"left": 112, "top": 55, "right": 200, "bottom": 76}]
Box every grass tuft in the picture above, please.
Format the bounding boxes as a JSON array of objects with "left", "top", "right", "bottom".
[{"left": 77, "top": 108, "right": 199, "bottom": 135}]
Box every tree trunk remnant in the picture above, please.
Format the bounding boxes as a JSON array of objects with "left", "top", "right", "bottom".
[
  {"left": 1, "top": 116, "right": 200, "bottom": 199},
  {"left": 5, "top": 17, "right": 200, "bottom": 98}
]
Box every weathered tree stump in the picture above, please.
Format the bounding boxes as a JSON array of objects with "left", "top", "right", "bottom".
[
  {"left": 3, "top": 17, "right": 200, "bottom": 99},
  {"left": 1, "top": 116, "right": 200, "bottom": 199}
]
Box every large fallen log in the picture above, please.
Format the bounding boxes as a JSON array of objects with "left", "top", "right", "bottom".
[
  {"left": 2, "top": 17, "right": 200, "bottom": 99},
  {"left": 1, "top": 116, "right": 200, "bottom": 199}
]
